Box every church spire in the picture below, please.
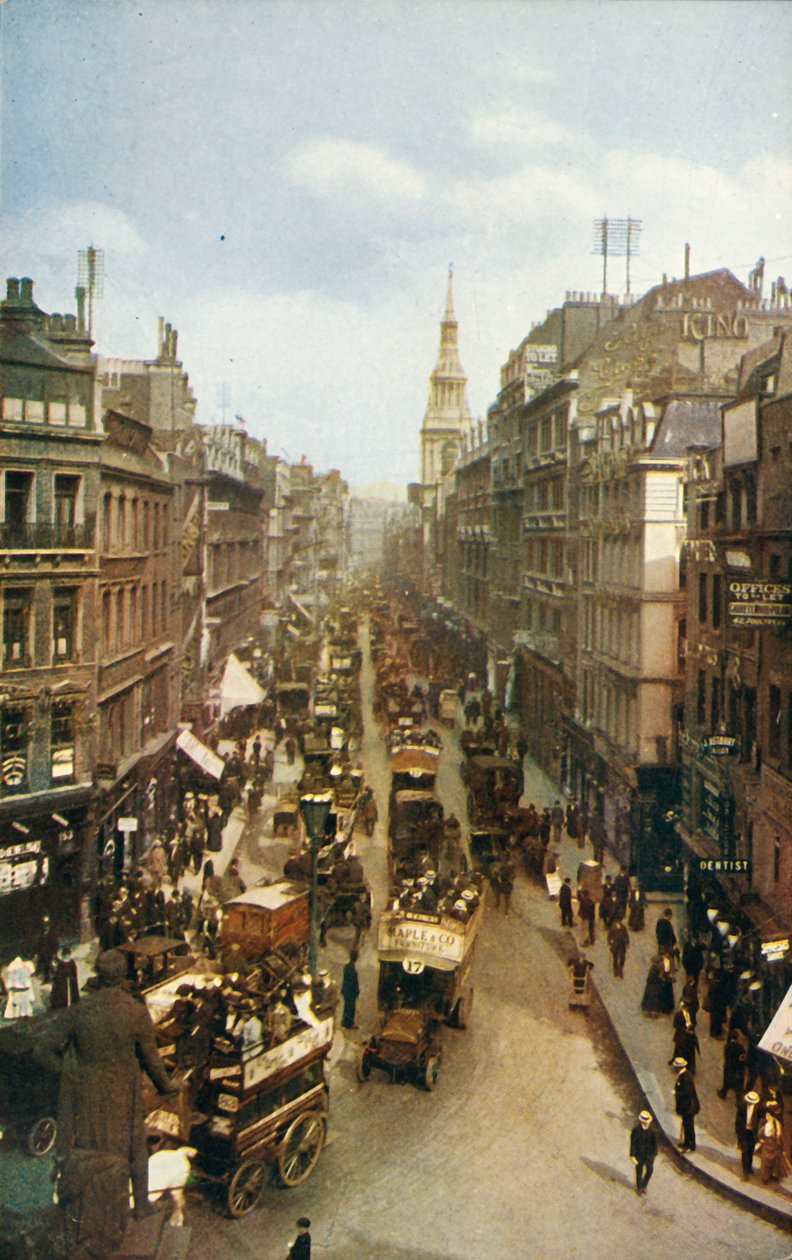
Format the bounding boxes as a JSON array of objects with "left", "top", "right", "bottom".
[
  {"left": 444, "top": 266, "right": 455, "bottom": 322},
  {"left": 420, "top": 269, "right": 472, "bottom": 487}
]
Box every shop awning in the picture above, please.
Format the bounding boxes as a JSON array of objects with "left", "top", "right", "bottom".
[
  {"left": 289, "top": 592, "right": 314, "bottom": 624},
  {"left": 176, "top": 729, "right": 225, "bottom": 780},
  {"left": 217, "top": 653, "right": 266, "bottom": 717}
]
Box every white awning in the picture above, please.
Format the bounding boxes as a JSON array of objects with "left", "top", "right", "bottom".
[
  {"left": 176, "top": 729, "right": 225, "bottom": 780},
  {"left": 289, "top": 591, "right": 314, "bottom": 623},
  {"left": 218, "top": 653, "right": 266, "bottom": 717}
]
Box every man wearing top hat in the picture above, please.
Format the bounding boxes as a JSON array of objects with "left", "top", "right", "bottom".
[
  {"left": 629, "top": 1110, "right": 658, "bottom": 1194},
  {"left": 35, "top": 947, "right": 179, "bottom": 1253}
]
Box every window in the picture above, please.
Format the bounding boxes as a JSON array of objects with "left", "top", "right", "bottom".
[
  {"left": 0, "top": 706, "right": 28, "bottom": 790},
  {"left": 117, "top": 496, "right": 127, "bottom": 550},
  {"left": 730, "top": 480, "right": 742, "bottom": 530},
  {"left": 3, "top": 588, "right": 32, "bottom": 666},
  {"left": 115, "top": 589, "right": 124, "bottom": 650},
  {"left": 712, "top": 574, "right": 722, "bottom": 629},
  {"left": 769, "top": 685, "right": 782, "bottom": 760},
  {"left": 130, "top": 586, "right": 138, "bottom": 641},
  {"left": 50, "top": 701, "right": 75, "bottom": 782},
  {"left": 697, "top": 670, "right": 706, "bottom": 727},
  {"left": 141, "top": 585, "right": 149, "bottom": 639},
  {"left": 53, "top": 587, "right": 77, "bottom": 660},
  {"left": 700, "top": 499, "right": 710, "bottom": 531},
  {"left": 160, "top": 581, "right": 167, "bottom": 631},
  {"left": 698, "top": 573, "right": 708, "bottom": 624},
  {"left": 4, "top": 471, "right": 33, "bottom": 528},
  {"left": 54, "top": 475, "right": 79, "bottom": 531},
  {"left": 540, "top": 418, "right": 553, "bottom": 452},
  {"left": 143, "top": 500, "right": 150, "bottom": 548},
  {"left": 103, "top": 494, "right": 113, "bottom": 552},
  {"left": 711, "top": 677, "right": 721, "bottom": 732},
  {"left": 102, "top": 591, "right": 111, "bottom": 654}
]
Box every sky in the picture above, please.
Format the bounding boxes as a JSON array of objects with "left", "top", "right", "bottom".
[{"left": 2, "top": 0, "right": 791, "bottom": 489}]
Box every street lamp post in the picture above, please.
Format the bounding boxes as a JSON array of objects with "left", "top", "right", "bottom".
[{"left": 299, "top": 791, "right": 334, "bottom": 981}]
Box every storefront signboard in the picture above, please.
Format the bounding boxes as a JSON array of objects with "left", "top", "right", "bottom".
[
  {"left": 759, "top": 982, "right": 792, "bottom": 1063},
  {"left": 727, "top": 580, "right": 792, "bottom": 628}
]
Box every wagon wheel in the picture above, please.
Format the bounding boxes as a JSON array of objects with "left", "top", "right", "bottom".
[
  {"left": 27, "top": 1116, "right": 57, "bottom": 1157},
  {"left": 227, "top": 1160, "right": 269, "bottom": 1218},
  {"left": 277, "top": 1112, "right": 326, "bottom": 1187},
  {"left": 356, "top": 1045, "right": 373, "bottom": 1083},
  {"left": 454, "top": 988, "right": 474, "bottom": 1030},
  {"left": 423, "top": 1056, "right": 440, "bottom": 1092}
]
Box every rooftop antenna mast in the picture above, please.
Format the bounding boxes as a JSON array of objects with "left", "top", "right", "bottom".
[
  {"left": 592, "top": 217, "right": 642, "bottom": 296},
  {"left": 77, "top": 245, "right": 105, "bottom": 338}
]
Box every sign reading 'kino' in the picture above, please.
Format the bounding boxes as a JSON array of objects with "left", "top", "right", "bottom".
[
  {"left": 680, "top": 312, "right": 749, "bottom": 342},
  {"left": 727, "top": 580, "right": 792, "bottom": 628}
]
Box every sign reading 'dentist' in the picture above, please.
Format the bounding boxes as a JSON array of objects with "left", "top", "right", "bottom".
[{"left": 727, "top": 580, "right": 792, "bottom": 628}]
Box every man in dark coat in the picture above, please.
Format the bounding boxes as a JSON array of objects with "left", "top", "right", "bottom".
[
  {"left": 577, "top": 886, "right": 596, "bottom": 945},
  {"left": 735, "top": 1089, "right": 763, "bottom": 1180},
  {"left": 629, "top": 1110, "right": 658, "bottom": 1194},
  {"left": 558, "top": 877, "right": 575, "bottom": 927},
  {"left": 50, "top": 946, "right": 80, "bottom": 1010},
  {"left": 289, "top": 1216, "right": 312, "bottom": 1259},
  {"left": 681, "top": 935, "right": 704, "bottom": 986},
  {"left": 341, "top": 951, "right": 360, "bottom": 1029},
  {"left": 607, "top": 918, "right": 630, "bottom": 978},
  {"left": 35, "top": 914, "right": 59, "bottom": 983},
  {"left": 671, "top": 1002, "right": 700, "bottom": 1072},
  {"left": 613, "top": 866, "right": 631, "bottom": 921},
  {"left": 37, "top": 949, "right": 178, "bottom": 1224},
  {"left": 655, "top": 908, "right": 677, "bottom": 958},
  {"left": 718, "top": 1028, "right": 748, "bottom": 1099},
  {"left": 673, "top": 1057, "right": 700, "bottom": 1151}
]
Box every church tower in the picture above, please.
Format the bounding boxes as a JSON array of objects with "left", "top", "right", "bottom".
[{"left": 420, "top": 268, "right": 472, "bottom": 491}]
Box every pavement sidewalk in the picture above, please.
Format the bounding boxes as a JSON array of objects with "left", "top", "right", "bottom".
[{"left": 515, "top": 753, "right": 792, "bottom": 1226}]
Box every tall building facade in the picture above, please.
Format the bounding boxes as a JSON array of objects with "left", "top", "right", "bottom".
[{"left": 0, "top": 278, "right": 100, "bottom": 942}]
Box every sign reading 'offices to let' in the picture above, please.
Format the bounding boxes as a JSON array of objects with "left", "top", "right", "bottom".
[{"left": 727, "top": 580, "right": 792, "bottom": 629}]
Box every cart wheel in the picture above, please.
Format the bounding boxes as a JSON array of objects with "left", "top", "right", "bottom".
[
  {"left": 356, "top": 1046, "right": 373, "bottom": 1083},
  {"left": 28, "top": 1116, "right": 57, "bottom": 1157},
  {"left": 227, "top": 1160, "right": 269, "bottom": 1218},
  {"left": 454, "top": 988, "right": 473, "bottom": 1030},
  {"left": 423, "top": 1056, "right": 440, "bottom": 1092},
  {"left": 277, "top": 1112, "right": 326, "bottom": 1187}
]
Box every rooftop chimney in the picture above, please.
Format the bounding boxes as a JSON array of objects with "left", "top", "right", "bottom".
[
  {"left": 76, "top": 286, "right": 86, "bottom": 333},
  {"left": 20, "top": 278, "right": 34, "bottom": 304},
  {"left": 684, "top": 244, "right": 690, "bottom": 281},
  {"left": 5, "top": 278, "right": 20, "bottom": 304}
]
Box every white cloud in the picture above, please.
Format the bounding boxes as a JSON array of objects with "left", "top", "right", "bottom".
[
  {"left": 283, "top": 139, "right": 427, "bottom": 210},
  {"left": 4, "top": 201, "right": 148, "bottom": 262},
  {"left": 469, "top": 108, "right": 575, "bottom": 150}
]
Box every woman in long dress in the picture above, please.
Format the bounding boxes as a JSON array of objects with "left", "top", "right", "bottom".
[{"left": 757, "top": 1103, "right": 791, "bottom": 1184}]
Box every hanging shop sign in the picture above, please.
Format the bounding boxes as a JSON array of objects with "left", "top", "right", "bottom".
[
  {"left": 696, "top": 857, "right": 751, "bottom": 875},
  {"left": 117, "top": 817, "right": 138, "bottom": 833},
  {"left": 0, "top": 839, "right": 48, "bottom": 895},
  {"left": 700, "top": 735, "right": 739, "bottom": 758},
  {"left": 761, "top": 938, "right": 790, "bottom": 963},
  {"left": 727, "top": 580, "right": 792, "bottom": 629}
]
